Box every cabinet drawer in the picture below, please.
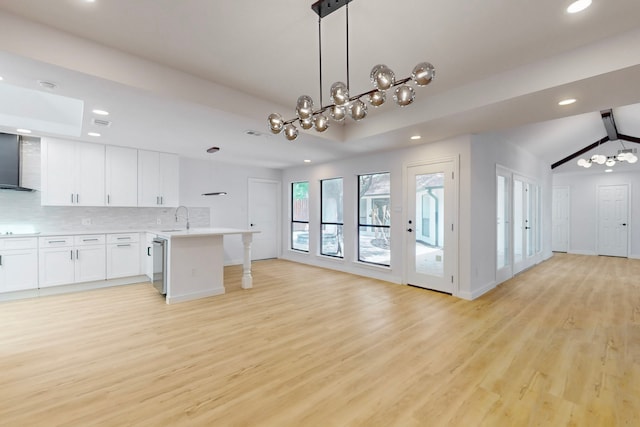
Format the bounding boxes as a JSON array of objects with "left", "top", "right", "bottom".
[
  {"left": 74, "top": 234, "right": 106, "bottom": 246},
  {"left": 0, "top": 237, "right": 38, "bottom": 250},
  {"left": 39, "top": 236, "right": 73, "bottom": 247},
  {"left": 107, "top": 233, "right": 140, "bottom": 244}
]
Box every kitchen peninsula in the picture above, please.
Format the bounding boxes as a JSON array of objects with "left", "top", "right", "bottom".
[{"left": 153, "top": 228, "right": 259, "bottom": 304}]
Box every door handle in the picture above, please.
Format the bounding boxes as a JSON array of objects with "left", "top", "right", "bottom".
[
  {"left": 250, "top": 223, "right": 254, "bottom": 227},
  {"left": 622, "top": 223, "right": 627, "bottom": 226},
  {"left": 147, "top": 246, "right": 151, "bottom": 256},
  {"left": 407, "top": 228, "right": 413, "bottom": 232}
]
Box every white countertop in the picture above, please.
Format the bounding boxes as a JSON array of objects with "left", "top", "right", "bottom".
[
  {"left": 153, "top": 227, "right": 258, "bottom": 239},
  {"left": 0, "top": 227, "right": 258, "bottom": 239}
]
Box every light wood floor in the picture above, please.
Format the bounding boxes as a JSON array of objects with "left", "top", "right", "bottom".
[{"left": 1, "top": 254, "right": 639, "bottom": 426}]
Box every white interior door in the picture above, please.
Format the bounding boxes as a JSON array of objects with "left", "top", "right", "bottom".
[
  {"left": 552, "top": 186, "right": 570, "bottom": 252},
  {"left": 248, "top": 178, "right": 280, "bottom": 260},
  {"left": 496, "top": 167, "right": 512, "bottom": 283},
  {"left": 406, "top": 160, "right": 457, "bottom": 294},
  {"left": 597, "top": 184, "right": 629, "bottom": 257}
]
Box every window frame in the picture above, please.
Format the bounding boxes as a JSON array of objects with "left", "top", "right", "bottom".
[
  {"left": 357, "top": 172, "right": 391, "bottom": 267},
  {"left": 291, "top": 181, "right": 309, "bottom": 253},
  {"left": 320, "top": 177, "right": 344, "bottom": 258}
]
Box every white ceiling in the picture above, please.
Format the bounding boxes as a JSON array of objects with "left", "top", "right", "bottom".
[{"left": 0, "top": 0, "right": 639, "bottom": 172}]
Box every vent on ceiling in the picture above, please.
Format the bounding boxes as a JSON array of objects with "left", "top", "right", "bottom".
[{"left": 92, "top": 118, "right": 112, "bottom": 127}]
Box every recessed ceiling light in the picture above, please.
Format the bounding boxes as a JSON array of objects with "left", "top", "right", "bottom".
[
  {"left": 558, "top": 98, "right": 576, "bottom": 106},
  {"left": 0, "top": 76, "right": 4, "bottom": 81},
  {"left": 410, "top": 135, "right": 421, "bottom": 140},
  {"left": 304, "top": 159, "right": 311, "bottom": 163},
  {"left": 605, "top": 169, "right": 613, "bottom": 173},
  {"left": 17, "top": 129, "right": 31, "bottom": 134},
  {"left": 88, "top": 132, "right": 101, "bottom": 137},
  {"left": 567, "top": 0, "right": 592, "bottom": 14},
  {"left": 92, "top": 109, "right": 109, "bottom": 116}
]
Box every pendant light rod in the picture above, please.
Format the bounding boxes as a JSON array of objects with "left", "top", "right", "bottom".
[
  {"left": 318, "top": 16, "right": 324, "bottom": 108},
  {"left": 346, "top": 1, "right": 350, "bottom": 92}
]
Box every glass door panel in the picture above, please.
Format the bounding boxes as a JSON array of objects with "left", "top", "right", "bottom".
[{"left": 406, "top": 161, "right": 456, "bottom": 294}]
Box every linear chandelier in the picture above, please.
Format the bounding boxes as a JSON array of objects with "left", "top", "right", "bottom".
[
  {"left": 268, "top": 0, "right": 435, "bottom": 141},
  {"left": 577, "top": 148, "right": 638, "bottom": 168}
]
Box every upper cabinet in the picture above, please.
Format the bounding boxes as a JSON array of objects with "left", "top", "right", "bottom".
[
  {"left": 105, "top": 146, "right": 138, "bottom": 207},
  {"left": 41, "top": 138, "right": 105, "bottom": 206},
  {"left": 138, "top": 150, "right": 179, "bottom": 207}
]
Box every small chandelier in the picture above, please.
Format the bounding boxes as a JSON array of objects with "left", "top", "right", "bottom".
[
  {"left": 268, "top": 0, "right": 435, "bottom": 141},
  {"left": 577, "top": 146, "right": 638, "bottom": 169}
]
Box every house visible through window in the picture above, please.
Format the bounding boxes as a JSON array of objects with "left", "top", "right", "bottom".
[
  {"left": 358, "top": 173, "right": 390, "bottom": 266},
  {"left": 291, "top": 181, "right": 309, "bottom": 252},
  {"left": 321, "top": 178, "right": 343, "bottom": 257}
]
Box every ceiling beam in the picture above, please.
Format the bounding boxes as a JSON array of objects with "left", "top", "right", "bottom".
[
  {"left": 618, "top": 133, "right": 640, "bottom": 144},
  {"left": 551, "top": 136, "right": 609, "bottom": 169},
  {"left": 600, "top": 109, "right": 618, "bottom": 140}
]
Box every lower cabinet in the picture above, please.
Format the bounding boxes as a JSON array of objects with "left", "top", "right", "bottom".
[
  {"left": 39, "top": 235, "right": 106, "bottom": 288},
  {"left": 107, "top": 233, "right": 141, "bottom": 279},
  {"left": 0, "top": 237, "right": 39, "bottom": 293}
]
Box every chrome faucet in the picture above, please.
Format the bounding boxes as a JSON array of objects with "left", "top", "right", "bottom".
[{"left": 175, "top": 205, "right": 190, "bottom": 230}]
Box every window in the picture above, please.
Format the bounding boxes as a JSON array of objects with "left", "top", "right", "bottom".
[
  {"left": 321, "top": 178, "right": 343, "bottom": 257},
  {"left": 291, "top": 181, "right": 309, "bottom": 252},
  {"left": 358, "top": 172, "right": 391, "bottom": 266}
]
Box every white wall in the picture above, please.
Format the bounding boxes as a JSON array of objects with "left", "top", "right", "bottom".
[
  {"left": 179, "top": 157, "right": 282, "bottom": 264},
  {"left": 281, "top": 135, "right": 474, "bottom": 295},
  {"left": 553, "top": 170, "right": 640, "bottom": 258},
  {"left": 469, "top": 133, "right": 553, "bottom": 297},
  {"left": 280, "top": 132, "right": 552, "bottom": 300}
]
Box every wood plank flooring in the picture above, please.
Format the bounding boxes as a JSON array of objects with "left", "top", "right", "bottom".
[{"left": 1, "top": 254, "right": 639, "bottom": 426}]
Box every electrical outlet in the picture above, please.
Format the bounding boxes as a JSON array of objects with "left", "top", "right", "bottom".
[
  {"left": 156, "top": 218, "right": 162, "bottom": 225},
  {"left": 81, "top": 218, "right": 91, "bottom": 226}
]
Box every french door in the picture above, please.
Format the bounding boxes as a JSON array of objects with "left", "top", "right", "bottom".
[
  {"left": 406, "top": 159, "right": 457, "bottom": 294},
  {"left": 513, "top": 176, "right": 540, "bottom": 274},
  {"left": 496, "top": 166, "right": 512, "bottom": 283},
  {"left": 597, "top": 184, "right": 629, "bottom": 257},
  {"left": 496, "top": 167, "right": 541, "bottom": 281}
]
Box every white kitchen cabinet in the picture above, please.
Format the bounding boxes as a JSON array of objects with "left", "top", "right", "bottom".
[
  {"left": 137, "top": 150, "right": 179, "bottom": 207},
  {"left": 0, "top": 238, "right": 38, "bottom": 293},
  {"left": 105, "top": 146, "right": 138, "bottom": 206},
  {"left": 41, "top": 138, "right": 106, "bottom": 206},
  {"left": 39, "top": 235, "right": 106, "bottom": 287},
  {"left": 106, "top": 233, "right": 141, "bottom": 279}
]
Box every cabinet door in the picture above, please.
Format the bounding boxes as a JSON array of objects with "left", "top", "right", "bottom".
[
  {"left": 39, "top": 247, "right": 75, "bottom": 288},
  {"left": 159, "top": 153, "right": 179, "bottom": 207},
  {"left": 106, "top": 146, "right": 138, "bottom": 206},
  {"left": 41, "top": 138, "right": 76, "bottom": 206},
  {"left": 138, "top": 150, "right": 161, "bottom": 207},
  {"left": 0, "top": 250, "right": 38, "bottom": 292},
  {"left": 107, "top": 243, "right": 141, "bottom": 279},
  {"left": 76, "top": 142, "right": 105, "bottom": 206},
  {"left": 75, "top": 246, "right": 106, "bottom": 283}
]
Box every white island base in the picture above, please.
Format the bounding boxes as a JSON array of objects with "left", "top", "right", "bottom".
[{"left": 158, "top": 228, "right": 258, "bottom": 304}]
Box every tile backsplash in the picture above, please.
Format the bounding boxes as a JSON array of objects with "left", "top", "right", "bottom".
[{"left": 0, "top": 190, "right": 210, "bottom": 232}]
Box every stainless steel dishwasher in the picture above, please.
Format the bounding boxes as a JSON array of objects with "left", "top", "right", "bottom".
[{"left": 152, "top": 238, "right": 167, "bottom": 295}]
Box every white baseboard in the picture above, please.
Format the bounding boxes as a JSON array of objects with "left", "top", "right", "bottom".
[
  {"left": 166, "top": 287, "right": 225, "bottom": 304},
  {"left": 457, "top": 280, "right": 497, "bottom": 301},
  {"left": 630, "top": 254, "right": 640, "bottom": 260},
  {"left": 568, "top": 250, "right": 597, "bottom": 256},
  {"left": 1, "top": 275, "right": 149, "bottom": 302}
]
